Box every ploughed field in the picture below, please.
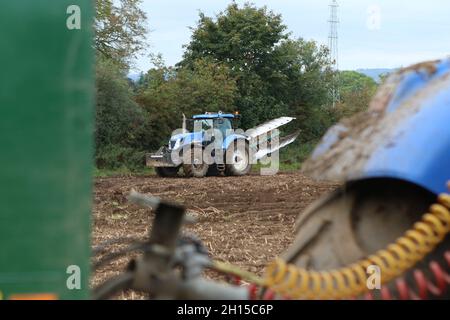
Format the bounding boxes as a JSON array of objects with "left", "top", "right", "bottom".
[{"left": 91, "top": 172, "right": 337, "bottom": 299}]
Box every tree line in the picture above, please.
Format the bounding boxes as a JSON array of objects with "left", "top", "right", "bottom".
[{"left": 94, "top": 1, "right": 377, "bottom": 171}]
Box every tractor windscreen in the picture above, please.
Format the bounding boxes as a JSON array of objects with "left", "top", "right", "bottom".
[
  {"left": 214, "top": 118, "right": 232, "bottom": 136},
  {"left": 192, "top": 119, "right": 213, "bottom": 131},
  {"left": 191, "top": 118, "right": 232, "bottom": 137}
]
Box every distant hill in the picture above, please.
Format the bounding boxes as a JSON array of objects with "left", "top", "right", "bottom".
[{"left": 356, "top": 68, "right": 395, "bottom": 83}]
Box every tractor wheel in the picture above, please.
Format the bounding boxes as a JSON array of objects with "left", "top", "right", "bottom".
[
  {"left": 225, "top": 141, "right": 251, "bottom": 176},
  {"left": 155, "top": 167, "right": 179, "bottom": 178},
  {"left": 183, "top": 148, "right": 208, "bottom": 178},
  {"left": 282, "top": 178, "right": 450, "bottom": 299}
]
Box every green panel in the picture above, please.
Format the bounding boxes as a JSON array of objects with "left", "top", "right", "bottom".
[{"left": 0, "top": 1, "right": 93, "bottom": 299}]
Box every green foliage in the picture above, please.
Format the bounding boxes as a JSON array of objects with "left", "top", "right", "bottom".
[
  {"left": 180, "top": 2, "right": 291, "bottom": 128},
  {"left": 179, "top": 2, "right": 334, "bottom": 137},
  {"left": 335, "top": 71, "right": 377, "bottom": 118},
  {"left": 280, "top": 140, "right": 319, "bottom": 168},
  {"left": 95, "top": 144, "right": 146, "bottom": 171},
  {"left": 95, "top": 0, "right": 148, "bottom": 67},
  {"left": 136, "top": 58, "right": 238, "bottom": 148},
  {"left": 297, "top": 105, "right": 338, "bottom": 142},
  {"left": 275, "top": 39, "right": 335, "bottom": 142},
  {"left": 95, "top": 58, "right": 150, "bottom": 149},
  {"left": 339, "top": 71, "right": 377, "bottom": 96},
  {"left": 276, "top": 39, "right": 333, "bottom": 108},
  {"left": 182, "top": 3, "right": 288, "bottom": 72},
  {"left": 95, "top": 58, "right": 151, "bottom": 170}
]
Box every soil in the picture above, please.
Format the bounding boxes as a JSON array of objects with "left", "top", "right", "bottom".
[{"left": 91, "top": 172, "right": 337, "bottom": 299}]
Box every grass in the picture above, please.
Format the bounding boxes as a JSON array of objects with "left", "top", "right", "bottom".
[
  {"left": 251, "top": 161, "right": 301, "bottom": 173},
  {"left": 93, "top": 166, "right": 154, "bottom": 178}
]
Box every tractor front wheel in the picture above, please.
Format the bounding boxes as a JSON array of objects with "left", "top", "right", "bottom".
[{"left": 183, "top": 148, "right": 209, "bottom": 178}]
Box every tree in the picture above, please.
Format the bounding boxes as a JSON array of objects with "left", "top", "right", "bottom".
[
  {"left": 95, "top": 58, "right": 151, "bottom": 169},
  {"left": 137, "top": 58, "right": 238, "bottom": 149},
  {"left": 180, "top": 2, "right": 290, "bottom": 128},
  {"left": 274, "top": 39, "right": 335, "bottom": 141},
  {"left": 336, "top": 71, "right": 378, "bottom": 118},
  {"left": 95, "top": 0, "right": 148, "bottom": 67},
  {"left": 179, "top": 3, "right": 335, "bottom": 135}
]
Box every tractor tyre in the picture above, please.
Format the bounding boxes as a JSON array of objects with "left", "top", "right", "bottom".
[
  {"left": 225, "top": 140, "right": 252, "bottom": 176},
  {"left": 183, "top": 148, "right": 209, "bottom": 178},
  {"left": 155, "top": 166, "right": 179, "bottom": 178},
  {"left": 281, "top": 178, "right": 450, "bottom": 299}
]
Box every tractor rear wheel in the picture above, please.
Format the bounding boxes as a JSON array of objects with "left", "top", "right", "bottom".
[
  {"left": 225, "top": 141, "right": 251, "bottom": 176},
  {"left": 155, "top": 167, "right": 179, "bottom": 178},
  {"left": 183, "top": 148, "right": 209, "bottom": 178},
  {"left": 282, "top": 179, "right": 450, "bottom": 299}
]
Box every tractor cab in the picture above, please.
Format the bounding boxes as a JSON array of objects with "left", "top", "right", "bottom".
[{"left": 191, "top": 112, "right": 240, "bottom": 138}]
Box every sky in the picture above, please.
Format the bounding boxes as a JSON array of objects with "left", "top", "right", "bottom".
[{"left": 133, "top": 0, "right": 450, "bottom": 72}]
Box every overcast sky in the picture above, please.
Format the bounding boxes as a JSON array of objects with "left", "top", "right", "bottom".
[{"left": 134, "top": 0, "right": 450, "bottom": 72}]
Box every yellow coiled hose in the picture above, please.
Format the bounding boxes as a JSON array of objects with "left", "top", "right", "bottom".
[{"left": 264, "top": 191, "right": 450, "bottom": 299}]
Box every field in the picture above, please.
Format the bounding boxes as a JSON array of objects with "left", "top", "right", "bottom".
[{"left": 91, "top": 172, "right": 337, "bottom": 298}]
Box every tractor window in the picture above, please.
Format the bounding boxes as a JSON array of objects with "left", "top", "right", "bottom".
[
  {"left": 193, "top": 119, "right": 213, "bottom": 132},
  {"left": 214, "top": 118, "right": 232, "bottom": 137}
]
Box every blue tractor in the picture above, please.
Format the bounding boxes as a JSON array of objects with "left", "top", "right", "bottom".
[{"left": 147, "top": 111, "right": 298, "bottom": 178}]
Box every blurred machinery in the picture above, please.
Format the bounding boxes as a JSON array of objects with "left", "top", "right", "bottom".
[
  {"left": 270, "top": 59, "right": 450, "bottom": 299},
  {"left": 0, "top": 1, "right": 93, "bottom": 299}
]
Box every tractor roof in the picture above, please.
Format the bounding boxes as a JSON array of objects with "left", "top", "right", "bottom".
[{"left": 192, "top": 112, "right": 238, "bottom": 120}]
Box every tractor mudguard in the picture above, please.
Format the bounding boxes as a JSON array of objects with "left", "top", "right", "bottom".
[{"left": 302, "top": 59, "right": 450, "bottom": 195}]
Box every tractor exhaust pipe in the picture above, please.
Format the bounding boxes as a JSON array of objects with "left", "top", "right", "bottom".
[{"left": 182, "top": 113, "right": 187, "bottom": 133}]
